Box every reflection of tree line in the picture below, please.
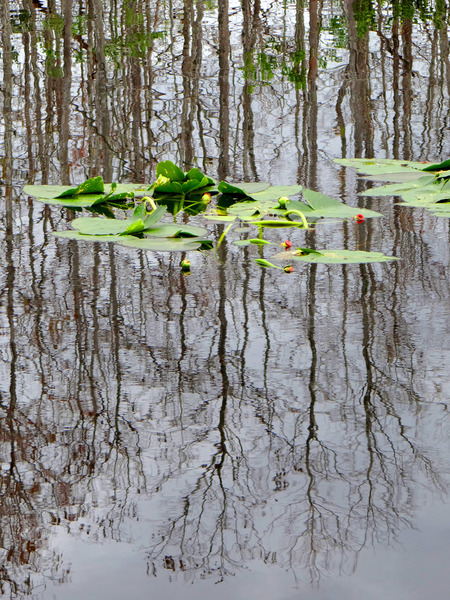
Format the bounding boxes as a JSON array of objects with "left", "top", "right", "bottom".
[{"left": 5, "top": 0, "right": 450, "bottom": 185}]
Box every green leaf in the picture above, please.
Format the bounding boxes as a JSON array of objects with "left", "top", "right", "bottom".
[
  {"left": 23, "top": 182, "right": 148, "bottom": 207},
  {"left": 334, "top": 158, "right": 425, "bottom": 174},
  {"left": 186, "top": 168, "right": 214, "bottom": 184},
  {"left": 143, "top": 205, "right": 167, "bottom": 228},
  {"left": 422, "top": 159, "right": 450, "bottom": 171},
  {"left": 53, "top": 231, "right": 205, "bottom": 252},
  {"left": 360, "top": 176, "right": 436, "bottom": 197},
  {"left": 203, "top": 214, "right": 237, "bottom": 222},
  {"left": 71, "top": 217, "right": 137, "bottom": 236},
  {"left": 218, "top": 181, "right": 270, "bottom": 196},
  {"left": 121, "top": 219, "right": 146, "bottom": 236},
  {"left": 144, "top": 223, "right": 208, "bottom": 238},
  {"left": 234, "top": 239, "right": 273, "bottom": 247},
  {"left": 156, "top": 160, "right": 186, "bottom": 182},
  {"left": 181, "top": 179, "right": 204, "bottom": 194},
  {"left": 255, "top": 259, "right": 282, "bottom": 269},
  {"left": 53, "top": 231, "right": 124, "bottom": 242},
  {"left": 287, "top": 248, "right": 399, "bottom": 264},
  {"left": 250, "top": 185, "right": 303, "bottom": 202},
  {"left": 118, "top": 236, "right": 205, "bottom": 252},
  {"left": 153, "top": 181, "right": 184, "bottom": 194},
  {"left": 56, "top": 176, "right": 105, "bottom": 198},
  {"left": 301, "top": 189, "right": 382, "bottom": 219}
]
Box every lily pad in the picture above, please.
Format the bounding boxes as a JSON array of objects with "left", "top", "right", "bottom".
[
  {"left": 218, "top": 181, "right": 270, "bottom": 196},
  {"left": 53, "top": 230, "right": 205, "bottom": 251},
  {"left": 301, "top": 189, "right": 382, "bottom": 219},
  {"left": 118, "top": 236, "right": 206, "bottom": 252},
  {"left": 284, "top": 248, "right": 399, "bottom": 264},
  {"left": 71, "top": 216, "right": 146, "bottom": 236},
  {"left": 334, "top": 158, "right": 426, "bottom": 174},
  {"left": 23, "top": 182, "right": 149, "bottom": 207},
  {"left": 360, "top": 176, "right": 436, "bottom": 197},
  {"left": 53, "top": 231, "right": 130, "bottom": 243},
  {"left": 142, "top": 223, "right": 208, "bottom": 238}
]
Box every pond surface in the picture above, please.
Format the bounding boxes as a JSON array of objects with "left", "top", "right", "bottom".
[{"left": 1, "top": 1, "right": 450, "bottom": 598}]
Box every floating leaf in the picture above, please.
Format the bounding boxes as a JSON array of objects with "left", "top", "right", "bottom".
[
  {"left": 285, "top": 248, "right": 399, "bottom": 264},
  {"left": 250, "top": 185, "right": 303, "bottom": 202},
  {"left": 143, "top": 223, "right": 208, "bottom": 238},
  {"left": 118, "top": 236, "right": 206, "bottom": 252},
  {"left": 334, "top": 158, "right": 425, "bottom": 174},
  {"left": 71, "top": 216, "right": 141, "bottom": 236},
  {"left": 301, "top": 189, "right": 382, "bottom": 219},
  {"left": 218, "top": 181, "right": 270, "bottom": 196},
  {"left": 53, "top": 231, "right": 127, "bottom": 243},
  {"left": 360, "top": 176, "right": 436, "bottom": 197},
  {"left": 23, "top": 182, "right": 148, "bottom": 207},
  {"left": 53, "top": 231, "right": 205, "bottom": 251},
  {"left": 203, "top": 214, "right": 237, "bottom": 222}
]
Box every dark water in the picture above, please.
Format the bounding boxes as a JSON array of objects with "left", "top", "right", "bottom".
[{"left": 1, "top": 1, "right": 450, "bottom": 598}]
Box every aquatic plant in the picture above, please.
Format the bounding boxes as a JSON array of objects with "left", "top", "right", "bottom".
[
  {"left": 21, "top": 159, "right": 403, "bottom": 267},
  {"left": 334, "top": 157, "right": 450, "bottom": 217}
]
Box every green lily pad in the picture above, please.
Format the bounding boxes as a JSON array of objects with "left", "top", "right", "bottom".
[
  {"left": 70, "top": 216, "right": 143, "bottom": 236},
  {"left": 218, "top": 181, "right": 270, "bottom": 196},
  {"left": 53, "top": 231, "right": 130, "bottom": 243},
  {"left": 399, "top": 189, "right": 450, "bottom": 206},
  {"left": 250, "top": 185, "right": 303, "bottom": 202},
  {"left": 23, "top": 182, "right": 148, "bottom": 207},
  {"left": 334, "top": 158, "right": 425, "bottom": 174},
  {"left": 360, "top": 176, "right": 436, "bottom": 197},
  {"left": 118, "top": 236, "right": 205, "bottom": 252},
  {"left": 283, "top": 248, "right": 399, "bottom": 264},
  {"left": 143, "top": 223, "right": 208, "bottom": 238},
  {"left": 53, "top": 230, "right": 205, "bottom": 251},
  {"left": 301, "top": 189, "right": 382, "bottom": 219}
]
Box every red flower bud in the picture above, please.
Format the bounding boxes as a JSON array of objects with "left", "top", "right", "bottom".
[
  {"left": 281, "top": 240, "right": 293, "bottom": 250},
  {"left": 355, "top": 213, "right": 364, "bottom": 223},
  {"left": 284, "top": 265, "right": 294, "bottom": 273},
  {"left": 201, "top": 193, "right": 211, "bottom": 203}
]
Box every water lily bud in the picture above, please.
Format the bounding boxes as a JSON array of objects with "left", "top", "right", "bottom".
[
  {"left": 281, "top": 240, "right": 293, "bottom": 250},
  {"left": 283, "top": 265, "right": 294, "bottom": 273},
  {"left": 277, "top": 196, "right": 290, "bottom": 209},
  {"left": 201, "top": 192, "right": 212, "bottom": 203},
  {"left": 181, "top": 259, "right": 191, "bottom": 272},
  {"left": 355, "top": 213, "right": 364, "bottom": 223}
]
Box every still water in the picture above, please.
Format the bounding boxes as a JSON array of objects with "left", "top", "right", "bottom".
[{"left": 1, "top": 1, "right": 450, "bottom": 598}]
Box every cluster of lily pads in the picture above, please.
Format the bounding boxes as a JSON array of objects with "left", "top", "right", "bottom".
[
  {"left": 23, "top": 157, "right": 448, "bottom": 271},
  {"left": 335, "top": 157, "right": 450, "bottom": 217}
]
